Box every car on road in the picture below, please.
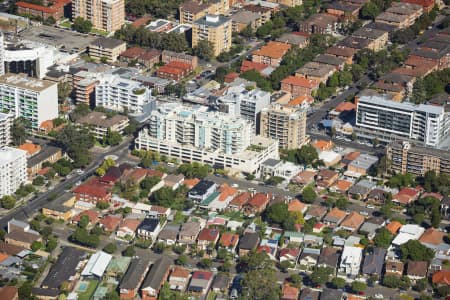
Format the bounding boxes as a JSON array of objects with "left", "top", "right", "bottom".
[
  {"left": 231, "top": 183, "right": 239, "bottom": 188},
  {"left": 360, "top": 211, "right": 369, "bottom": 216},
  {"left": 366, "top": 205, "right": 375, "bottom": 209},
  {"left": 210, "top": 267, "right": 218, "bottom": 272}
]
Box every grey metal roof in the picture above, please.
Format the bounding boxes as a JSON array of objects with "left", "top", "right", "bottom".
[
  {"left": 141, "top": 257, "right": 172, "bottom": 291},
  {"left": 362, "top": 247, "right": 386, "bottom": 275},
  {"left": 120, "top": 258, "right": 151, "bottom": 290}
]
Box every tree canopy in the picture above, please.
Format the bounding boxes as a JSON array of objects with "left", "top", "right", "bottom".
[
  {"left": 72, "top": 17, "right": 92, "bottom": 33},
  {"left": 56, "top": 125, "right": 95, "bottom": 167},
  {"left": 400, "top": 240, "right": 435, "bottom": 262}
]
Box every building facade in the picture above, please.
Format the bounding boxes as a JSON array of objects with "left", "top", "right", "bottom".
[
  {"left": 192, "top": 14, "right": 232, "bottom": 57},
  {"left": 260, "top": 103, "right": 307, "bottom": 150},
  {"left": 356, "top": 95, "right": 450, "bottom": 148},
  {"left": 0, "top": 73, "right": 58, "bottom": 129},
  {"left": 387, "top": 141, "right": 450, "bottom": 175},
  {"left": 95, "top": 74, "right": 153, "bottom": 113},
  {"left": 0, "top": 112, "right": 13, "bottom": 147},
  {"left": 0, "top": 147, "right": 27, "bottom": 197},
  {"left": 72, "top": 0, "right": 125, "bottom": 32}
]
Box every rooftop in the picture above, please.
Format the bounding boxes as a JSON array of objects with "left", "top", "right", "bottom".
[
  {"left": 253, "top": 41, "right": 292, "bottom": 59},
  {"left": 77, "top": 111, "right": 128, "bottom": 128},
  {"left": 90, "top": 37, "right": 125, "bottom": 49},
  {"left": 194, "top": 14, "right": 230, "bottom": 27},
  {"left": 0, "top": 73, "right": 55, "bottom": 92}
]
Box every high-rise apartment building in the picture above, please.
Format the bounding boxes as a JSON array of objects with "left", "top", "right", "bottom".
[
  {"left": 72, "top": 0, "right": 125, "bottom": 32},
  {"left": 356, "top": 95, "right": 450, "bottom": 148},
  {"left": 95, "top": 74, "right": 154, "bottom": 114},
  {"left": 192, "top": 14, "right": 231, "bottom": 57},
  {"left": 0, "top": 112, "right": 13, "bottom": 147},
  {"left": 260, "top": 103, "right": 307, "bottom": 150},
  {"left": 0, "top": 73, "right": 58, "bottom": 129},
  {"left": 387, "top": 141, "right": 450, "bottom": 176},
  {"left": 135, "top": 103, "right": 279, "bottom": 174},
  {"left": 217, "top": 84, "right": 270, "bottom": 133},
  {"left": 0, "top": 147, "right": 27, "bottom": 197},
  {"left": 179, "top": 0, "right": 229, "bottom": 25}
]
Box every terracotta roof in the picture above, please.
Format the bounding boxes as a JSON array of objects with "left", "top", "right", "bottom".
[
  {"left": 292, "top": 170, "right": 317, "bottom": 185},
  {"left": 332, "top": 180, "right": 353, "bottom": 192},
  {"left": 394, "top": 187, "right": 421, "bottom": 204},
  {"left": 282, "top": 283, "right": 299, "bottom": 300},
  {"left": 230, "top": 192, "right": 251, "bottom": 207},
  {"left": 100, "top": 215, "right": 123, "bottom": 231},
  {"left": 19, "top": 142, "right": 41, "bottom": 156},
  {"left": 197, "top": 228, "right": 219, "bottom": 242},
  {"left": 73, "top": 210, "right": 99, "bottom": 224},
  {"left": 0, "top": 286, "right": 18, "bottom": 300},
  {"left": 151, "top": 205, "right": 169, "bottom": 214},
  {"left": 326, "top": 46, "right": 357, "bottom": 58},
  {"left": 343, "top": 151, "right": 360, "bottom": 162},
  {"left": 286, "top": 95, "right": 314, "bottom": 107},
  {"left": 219, "top": 232, "right": 239, "bottom": 248},
  {"left": 224, "top": 72, "right": 239, "bottom": 83},
  {"left": 119, "top": 218, "right": 141, "bottom": 232},
  {"left": 386, "top": 221, "right": 402, "bottom": 235},
  {"left": 306, "top": 205, "right": 328, "bottom": 218},
  {"left": 192, "top": 270, "right": 213, "bottom": 280},
  {"left": 419, "top": 228, "right": 445, "bottom": 245},
  {"left": 432, "top": 270, "right": 450, "bottom": 285},
  {"left": 0, "top": 241, "right": 25, "bottom": 255},
  {"left": 0, "top": 252, "right": 9, "bottom": 263},
  {"left": 73, "top": 178, "right": 110, "bottom": 199},
  {"left": 139, "top": 49, "right": 160, "bottom": 60},
  {"left": 281, "top": 76, "right": 319, "bottom": 88},
  {"left": 340, "top": 211, "right": 365, "bottom": 230},
  {"left": 335, "top": 101, "right": 356, "bottom": 112},
  {"left": 253, "top": 41, "right": 291, "bottom": 59},
  {"left": 171, "top": 266, "right": 190, "bottom": 278},
  {"left": 241, "top": 60, "right": 269, "bottom": 72},
  {"left": 279, "top": 247, "right": 300, "bottom": 258},
  {"left": 158, "top": 65, "right": 185, "bottom": 75},
  {"left": 407, "top": 261, "right": 428, "bottom": 277},
  {"left": 165, "top": 61, "right": 192, "bottom": 70},
  {"left": 326, "top": 207, "right": 347, "bottom": 220},
  {"left": 183, "top": 178, "right": 201, "bottom": 189},
  {"left": 146, "top": 169, "right": 165, "bottom": 178},
  {"left": 219, "top": 183, "right": 238, "bottom": 201},
  {"left": 420, "top": 192, "right": 443, "bottom": 201},
  {"left": 312, "top": 140, "right": 333, "bottom": 151},
  {"left": 131, "top": 15, "right": 152, "bottom": 28},
  {"left": 16, "top": 0, "right": 68, "bottom": 13},
  {"left": 288, "top": 199, "right": 307, "bottom": 212},
  {"left": 248, "top": 193, "right": 270, "bottom": 208},
  {"left": 120, "top": 47, "right": 146, "bottom": 59},
  {"left": 385, "top": 260, "right": 404, "bottom": 274}
]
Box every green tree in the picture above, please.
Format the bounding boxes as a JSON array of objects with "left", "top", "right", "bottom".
[
  {"left": 382, "top": 275, "right": 400, "bottom": 288},
  {"left": 414, "top": 278, "right": 428, "bottom": 292},
  {"left": 72, "top": 17, "right": 93, "bottom": 33},
  {"left": 11, "top": 117, "right": 30, "bottom": 146},
  {"left": 239, "top": 251, "right": 273, "bottom": 271},
  {"left": 265, "top": 203, "right": 289, "bottom": 224},
  {"left": 140, "top": 176, "right": 161, "bottom": 190},
  {"left": 175, "top": 254, "right": 187, "bottom": 265},
  {"left": 194, "top": 40, "right": 214, "bottom": 60},
  {"left": 0, "top": 195, "right": 16, "bottom": 209},
  {"left": 301, "top": 186, "right": 317, "bottom": 204},
  {"left": 31, "top": 241, "right": 43, "bottom": 251},
  {"left": 56, "top": 125, "right": 95, "bottom": 167},
  {"left": 242, "top": 268, "right": 280, "bottom": 300},
  {"left": 310, "top": 267, "right": 332, "bottom": 286},
  {"left": 57, "top": 82, "right": 72, "bottom": 102},
  {"left": 331, "top": 277, "right": 346, "bottom": 289},
  {"left": 78, "top": 215, "right": 90, "bottom": 228},
  {"left": 103, "top": 243, "right": 117, "bottom": 254},
  {"left": 32, "top": 176, "right": 45, "bottom": 186},
  {"left": 103, "top": 130, "right": 123, "bottom": 146},
  {"left": 351, "top": 281, "right": 367, "bottom": 293},
  {"left": 360, "top": 2, "right": 381, "bottom": 20},
  {"left": 374, "top": 228, "right": 393, "bottom": 248},
  {"left": 280, "top": 260, "right": 293, "bottom": 272},
  {"left": 122, "top": 245, "right": 135, "bottom": 257},
  {"left": 400, "top": 240, "right": 435, "bottom": 262},
  {"left": 46, "top": 236, "right": 57, "bottom": 252}
]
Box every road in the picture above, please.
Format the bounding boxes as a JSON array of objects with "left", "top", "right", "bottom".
[
  {"left": 0, "top": 138, "right": 133, "bottom": 230},
  {"left": 307, "top": 132, "right": 384, "bottom": 155}
]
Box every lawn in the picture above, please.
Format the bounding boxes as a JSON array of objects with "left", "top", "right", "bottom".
[
  {"left": 221, "top": 211, "right": 244, "bottom": 221},
  {"left": 90, "top": 28, "right": 108, "bottom": 36},
  {"left": 59, "top": 20, "right": 71, "bottom": 28},
  {"left": 78, "top": 280, "right": 99, "bottom": 300}
]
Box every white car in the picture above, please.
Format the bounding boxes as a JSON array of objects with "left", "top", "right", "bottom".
[
  {"left": 366, "top": 205, "right": 375, "bottom": 209},
  {"left": 231, "top": 183, "right": 239, "bottom": 188},
  {"left": 360, "top": 211, "right": 369, "bottom": 216}
]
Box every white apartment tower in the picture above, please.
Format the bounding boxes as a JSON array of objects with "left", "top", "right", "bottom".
[
  {"left": 0, "top": 73, "right": 58, "bottom": 129},
  {"left": 0, "top": 112, "right": 13, "bottom": 147},
  {"left": 72, "top": 0, "right": 125, "bottom": 32},
  {"left": 0, "top": 147, "right": 27, "bottom": 197},
  {"left": 95, "top": 74, "right": 153, "bottom": 114}
]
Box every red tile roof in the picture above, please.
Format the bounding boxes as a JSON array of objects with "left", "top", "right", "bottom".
[
  {"left": 419, "top": 228, "right": 445, "bottom": 245},
  {"left": 16, "top": 0, "right": 69, "bottom": 13},
  {"left": 120, "top": 47, "right": 146, "bottom": 59},
  {"left": 192, "top": 270, "right": 213, "bottom": 280},
  {"left": 100, "top": 215, "right": 123, "bottom": 231},
  {"left": 73, "top": 210, "right": 99, "bottom": 224},
  {"left": 0, "top": 286, "right": 18, "bottom": 300},
  {"left": 73, "top": 179, "right": 110, "bottom": 199},
  {"left": 432, "top": 270, "right": 450, "bottom": 285},
  {"left": 281, "top": 283, "right": 299, "bottom": 300},
  {"left": 252, "top": 41, "right": 291, "bottom": 59},
  {"left": 281, "top": 76, "right": 319, "bottom": 88},
  {"left": 241, "top": 60, "right": 269, "bottom": 73},
  {"left": 279, "top": 248, "right": 299, "bottom": 258},
  {"left": 119, "top": 218, "right": 141, "bottom": 231},
  {"left": 230, "top": 192, "right": 251, "bottom": 207},
  {"left": 197, "top": 228, "right": 219, "bottom": 242},
  {"left": 386, "top": 221, "right": 402, "bottom": 235},
  {"left": 288, "top": 199, "right": 307, "bottom": 213},
  {"left": 394, "top": 187, "right": 421, "bottom": 204},
  {"left": 248, "top": 193, "right": 270, "bottom": 208},
  {"left": 171, "top": 266, "right": 190, "bottom": 278},
  {"left": 219, "top": 233, "right": 239, "bottom": 248}
]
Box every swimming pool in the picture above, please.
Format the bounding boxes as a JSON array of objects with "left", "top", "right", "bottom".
[{"left": 78, "top": 281, "right": 89, "bottom": 292}]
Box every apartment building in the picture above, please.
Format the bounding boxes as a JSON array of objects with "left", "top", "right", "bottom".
[
  {"left": 356, "top": 94, "right": 450, "bottom": 148},
  {"left": 252, "top": 41, "right": 291, "bottom": 67},
  {"left": 260, "top": 103, "right": 307, "bottom": 150},
  {"left": 72, "top": 0, "right": 125, "bottom": 32},
  {"left": 0, "top": 73, "right": 58, "bottom": 129},
  {"left": 280, "top": 76, "right": 320, "bottom": 98},
  {"left": 76, "top": 111, "right": 129, "bottom": 139},
  {"left": 351, "top": 27, "right": 389, "bottom": 51},
  {"left": 89, "top": 37, "right": 127, "bottom": 63},
  {"left": 16, "top": 0, "right": 70, "bottom": 21},
  {"left": 95, "top": 74, "right": 153, "bottom": 113},
  {"left": 192, "top": 14, "right": 232, "bottom": 57},
  {"left": 298, "top": 13, "right": 340, "bottom": 35},
  {"left": 180, "top": 0, "right": 229, "bottom": 24},
  {"left": 0, "top": 112, "right": 13, "bottom": 147},
  {"left": 135, "top": 103, "right": 279, "bottom": 174},
  {"left": 217, "top": 84, "right": 271, "bottom": 132},
  {"left": 387, "top": 141, "right": 450, "bottom": 176},
  {"left": 0, "top": 147, "right": 27, "bottom": 197},
  {"left": 375, "top": 2, "right": 423, "bottom": 29},
  {"left": 72, "top": 71, "right": 100, "bottom": 105},
  {"left": 268, "top": 0, "right": 302, "bottom": 7}
]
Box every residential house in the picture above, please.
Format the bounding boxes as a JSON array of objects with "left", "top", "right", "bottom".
[
  {"left": 164, "top": 174, "right": 185, "bottom": 190},
  {"left": 100, "top": 164, "right": 133, "bottom": 185},
  {"left": 229, "top": 192, "right": 252, "bottom": 211},
  {"left": 331, "top": 180, "right": 353, "bottom": 193},
  {"left": 116, "top": 218, "right": 141, "bottom": 240},
  {"left": 386, "top": 221, "right": 403, "bottom": 235},
  {"left": 385, "top": 260, "right": 404, "bottom": 277},
  {"left": 292, "top": 170, "right": 317, "bottom": 186},
  {"left": 300, "top": 288, "right": 320, "bottom": 300},
  {"left": 257, "top": 239, "right": 278, "bottom": 260},
  {"left": 73, "top": 178, "right": 111, "bottom": 203},
  {"left": 314, "top": 54, "right": 347, "bottom": 71},
  {"left": 295, "top": 62, "right": 336, "bottom": 84},
  {"left": 288, "top": 199, "right": 308, "bottom": 214},
  {"left": 141, "top": 257, "right": 172, "bottom": 300},
  {"left": 252, "top": 41, "right": 291, "bottom": 67},
  {"left": 320, "top": 289, "right": 343, "bottom": 300},
  {"left": 178, "top": 221, "right": 202, "bottom": 245},
  {"left": 359, "top": 218, "right": 384, "bottom": 240},
  {"left": 362, "top": 247, "right": 386, "bottom": 277},
  {"left": 298, "top": 13, "right": 340, "bottom": 35},
  {"left": 205, "top": 183, "right": 238, "bottom": 211},
  {"left": 119, "top": 258, "right": 151, "bottom": 299},
  {"left": 339, "top": 246, "right": 363, "bottom": 277},
  {"left": 367, "top": 188, "right": 388, "bottom": 204},
  {"left": 158, "top": 225, "right": 180, "bottom": 246},
  {"left": 238, "top": 232, "right": 260, "bottom": 256},
  {"left": 348, "top": 180, "right": 376, "bottom": 200},
  {"left": 317, "top": 247, "right": 340, "bottom": 272},
  {"left": 0, "top": 286, "right": 18, "bottom": 300},
  {"left": 281, "top": 283, "right": 300, "bottom": 300},
  {"left": 243, "top": 193, "right": 271, "bottom": 216},
  {"left": 432, "top": 270, "right": 450, "bottom": 287},
  {"left": 393, "top": 187, "right": 422, "bottom": 205},
  {"left": 407, "top": 261, "right": 428, "bottom": 281},
  {"left": 305, "top": 205, "right": 328, "bottom": 220},
  {"left": 72, "top": 210, "right": 100, "bottom": 227},
  {"left": 280, "top": 76, "right": 320, "bottom": 98},
  {"left": 340, "top": 151, "right": 360, "bottom": 167},
  {"left": 137, "top": 218, "right": 162, "bottom": 241},
  {"left": 211, "top": 274, "right": 230, "bottom": 294},
  {"left": 299, "top": 248, "right": 321, "bottom": 269},
  {"left": 279, "top": 248, "right": 300, "bottom": 263},
  {"left": 81, "top": 251, "right": 112, "bottom": 279},
  {"left": 316, "top": 169, "right": 339, "bottom": 188},
  {"left": 323, "top": 208, "right": 347, "bottom": 228},
  {"left": 219, "top": 233, "right": 239, "bottom": 253},
  {"left": 276, "top": 33, "right": 309, "bottom": 48},
  {"left": 106, "top": 257, "right": 132, "bottom": 277},
  {"left": 339, "top": 212, "right": 365, "bottom": 232},
  {"left": 392, "top": 224, "right": 425, "bottom": 247},
  {"left": 419, "top": 228, "right": 448, "bottom": 252},
  {"left": 197, "top": 228, "right": 220, "bottom": 251},
  {"left": 5, "top": 231, "right": 41, "bottom": 250},
  {"left": 188, "top": 180, "right": 217, "bottom": 203},
  {"left": 168, "top": 267, "right": 190, "bottom": 291},
  {"left": 326, "top": 46, "right": 357, "bottom": 64},
  {"left": 187, "top": 271, "right": 214, "bottom": 294},
  {"left": 283, "top": 231, "right": 304, "bottom": 244}
]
